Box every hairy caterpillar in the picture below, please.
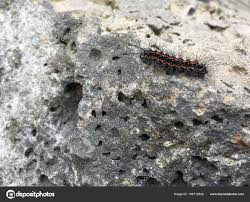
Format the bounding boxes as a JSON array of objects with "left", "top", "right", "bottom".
[{"left": 127, "top": 43, "right": 208, "bottom": 78}]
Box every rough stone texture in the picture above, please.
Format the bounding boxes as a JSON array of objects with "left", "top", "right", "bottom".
[{"left": 0, "top": 0, "right": 250, "bottom": 186}]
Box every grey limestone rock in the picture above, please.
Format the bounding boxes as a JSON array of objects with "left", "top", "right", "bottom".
[{"left": 0, "top": 0, "right": 249, "bottom": 186}]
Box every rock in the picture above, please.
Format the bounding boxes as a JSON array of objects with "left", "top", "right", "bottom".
[{"left": 0, "top": 0, "right": 249, "bottom": 187}]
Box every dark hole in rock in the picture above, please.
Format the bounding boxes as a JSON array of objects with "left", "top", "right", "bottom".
[
  {"left": 89, "top": 48, "right": 102, "bottom": 60},
  {"left": 139, "top": 134, "right": 150, "bottom": 141},
  {"left": 44, "top": 141, "right": 50, "bottom": 147},
  {"left": 53, "top": 146, "right": 61, "bottom": 152},
  {"left": 143, "top": 168, "right": 150, "bottom": 174},
  {"left": 64, "top": 82, "right": 82, "bottom": 97},
  {"left": 146, "top": 34, "right": 151, "bottom": 38},
  {"left": 145, "top": 177, "right": 161, "bottom": 187},
  {"left": 95, "top": 125, "right": 102, "bottom": 131},
  {"left": 50, "top": 105, "right": 59, "bottom": 112},
  {"left": 91, "top": 110, "right": 96, "bottom": 117},
  {"left": 97, "top": 141, "right": 103, "bottom": 146},
  {"left": 117, "top": 91, "right": 131, "bottom": 105},
  {"left": 24, "top": 148, "right": 33, "bottom": 158},
  {"left": 174, "top": 121, "right": 184, "bottom": 128},
  {"left": 204, "top": 120, "right": 209, "bottom": 125},
  {"left": 39, "top": 174, "right": 48, "bottom": 183},
  {"left": 31, "top": 128, "right": 37, "bottom": 136},
  {"left": 64, "top": 148, "right": 70, "bottom": 153},
  {"left": 211, "top": 115, "right": 223, "bottom": 123},
  {"left": 70, "top": 41, "right": 77, "bottom": 53},
  {"left": 118, "top": 69, "right": 121, "bottom": 75},
  {"left": 123, "top": 116, "right": 130, "bottom": 122},
  {"left": 148, "top": 24, "right": 162, "bottom": 36},
  {"left": 102, "top": 151, "right": 111, "bottom": 156},
  {"left": 141, "top": 99, "right": 148, "bottom": 108},
  {"left": 102, "top": 111, "right": 107, "bottom": 116},
  {"left": 112, "top": 56, "right": 120, "bottom": 60},
  {"left": 193, "top": 119, "right": 203, "bottom": 126},
  {"left": 187, "top": 7, "right": 195, "bottom": 15},
  {"left": 54, "top": 69, "right": 60, "bottom": 74},
  {"left": 59, "top": 27, "right": 71, "bottom": 45},
  {"left": 44, "top": 63, "right": 47, "bottom": 66},
  {"left": 147, "top": 154, "right": 156, "bottom": 160},
  {"left": 132, "top": 153, "right": 138, "bottom": 159},
  {"left": 119, "top": 169, "right": 126, "bottom": 174},
  {"left": 244, "top": 87, "right": 250, "bottom": 94},
  {"left": 171, "top": 171, "right": 187, "bottom": 187}
]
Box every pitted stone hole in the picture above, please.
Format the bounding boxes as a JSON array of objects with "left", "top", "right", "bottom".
[
  {"left": 117, "top": 91, "right": 131, "bottom": 104},
  {"left": 112, "top": 56, "right": 120, "bottom": 60},
  {"left": 147, "top": 154, "right": 156, "bottom": 160},
  {"left": 117, "top": 69, "right": 121, "bottom": 75},
  {"left": 91, "top": 110, "right": 96, "bottom": 117},
  {"left": 53, "top": 146, "right": 61, "bottom": 152},
  {"left": 174, "top": 121, "right": 184, "bottom": 128},
  {"left": 70, "top": 41, "right": 77, "bottom": 53},
  {"left": 97, "top": 141, "right": 103, "bottom": 146},
  {"left": 39, "top": 174, "right": 49, "bottom": 183},
  {"left": 123, "top": 116, "right": 130, "bottom": 122},
  {"left": 89, "top": 48, "right": 102, "bottom": 60},
  {"left": 132, "top": 153, "right": 138, "bottom": 159},
  {"left": 102, "top": 111, "right": 107, "bottom": 116},
  {"left": 24, "top": 148, "right": 33, "bottom": 158},
  {"left": 95, "top": 125, "right": 102, "bottom": 131},
  {"left": 143, "top": 168, "right": 150, "bottom": 174},
  {"left": 31, "top": 128, "right": 37, "bottom": 136},
  {"left": 193, "top": 119, "right": 203, "bottom": 126},
  {"left": 171, "top": 171, "right": 187, "bottom": 187},
  {"left": 64, "top": 82, "right": 82, "bottom": 97},
  {"left": 139, "top": 134, "right": 150, "bottom": 141},
  {"left": 64, "top": 147, "right": 70, "bottom": 154},
  {"left": 211, "top": 115, "right": 223, "bottom": 123},
  {"left": 59, "top": 27, "right": 71, "bottom": 45},
  {"left": 102, "top": 151, "right": 111, "bottom": 156},
  {"left": 141, "top": 99, "right": 148, "bottom": 108},
  {"left": 50, "top": 104, "right": 60, "bottom": 112},
  {"left": 119, "top": 169, "right": 126, "bottom": 175}
]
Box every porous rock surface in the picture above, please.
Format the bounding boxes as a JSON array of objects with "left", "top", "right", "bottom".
[{"left": 0, "top": 0, "right": 250, "bottom": 186}]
